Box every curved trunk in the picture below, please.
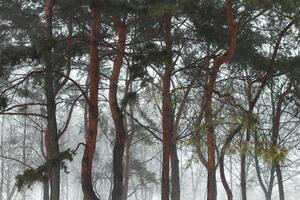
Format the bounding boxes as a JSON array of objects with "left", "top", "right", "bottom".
[
  {"left": 205, "top": 1, "right": 237, "bottom": 200},
  {"left": 219, "top": 9, "right": 294, "bottom": 200},
  {"left": 81, "top": 4, "right": 101, "bottom": 200},
  {"left": 219, "top": 126, "right": 242, "bottom": 200},
  {"left": 109, "top": 18, "right": 126, "bottom": 200}
]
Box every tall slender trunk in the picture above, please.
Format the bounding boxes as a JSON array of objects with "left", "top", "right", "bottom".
[
  {"left": 265, "top": 166, "right": 275, "bottom": 200},
  {"left": 22, "top": 99, "right": 27, "bottom": 200},
  {"left": 170, "top": 129, "right": 180, "bottom": 200},
  {"left": 81, "top": 3, "right": 101, "bottom": 200},
  {"left": 43, "top": 1, "right": 60, "bottom": 200},
  {"left": 240, "top": 76, "right": 253, "bottom": 200},
  {"left": 276, "top": 164, "right": 284, "bottom": 200},
  {"left": 219, "top": 21, "right": 294, "bottom": 200},
  {"left": 271, "top": 86, "right": 290, "bottom": 200},
  {"left": 240, "top": 113, "right": 251, "bottom": 200},
  {"left": 254, "top": 128, "right": 276, "bottom": 200},
  {"left": 7, "top": 126, "right": 12, "bottom": 200},
  {"left": 43, "top": 178, "right": 50, "bottom": 200},
  {"left": 122, "top": 101, "right": 136, "bottom": 200},
  {"left": 205, "top": 1, "right": 236, "bottom": 200},
  {"left": 162, "top": 14, "right": 173, "bottom": 200},
  {"left": 122, "top": 128, "right": 130, "bottom": 200},
  {"left": 66, "top": 174, "right": 69, "bottom": 200},
  {"left": 0, "top": 116, "right": 4, "bottom": 200},
  {"left": 204, "top": 71, "right": 217, "bottom": 200},
  {"left": 171, "top": 73, "right": 196, "bottom": 200},
  {"left": 109, "top": 18, "right": 126, "bottom": 200}
]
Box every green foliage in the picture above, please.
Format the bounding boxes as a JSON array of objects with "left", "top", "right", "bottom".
[
  {"left": 227, "top": 145, "right": 238, "bottom": 155},
  {"left": 245, "top": 0, "right": 300, "bottom": 12},
  {"left": 17, "top": 88, "right": 30, "bottom": 98},
  {"left": 129, "top": 64, "right": 147, "bottom": 81},
  {"left": 130, "top": 158, "right": 157, "bottom": 184},
  {"left": 191, "top": 0, "right": 228, "bottom": 48},
  {"left": 147, "top": 2, "right": 179, "bottom": 16},
  {"left": 256, "top": 142, "right": 289, "bottom": 164},
  {"left": 234, "top": 26, "right": 268, "bottom": 70},
  {"left": 143, "top": 43, "right": 166, "bottom": 66},
  {"left": 183, "top": 153, "right": 200, "bottom": 170},
  {"left": 241, "top": 112, "right": 259, "bottom": 132},
  {"left": 183, "top": 134, "right": 206, "bottom": 154},
  {"left": 15, "top": 149, "right": 74, "bottom": 191},
  {"left": 123, "top": 92, "right": 139, "bottom": 106},
  {"left": 0, "top": 45, "right": 38, "bottom": 66},
  {"left": 15, "top": 165, "right": 48, "bottom": 191},
  {"left": 0, "top": 96, "right": 8, "bottom": 110},
  {"left": 239, "top": 140, "right": 251, "bottom": 156},
  {"left": 101, "top": 0, "right": 147, "bottom": 16},
  {"left": 277, "top": 56, "right": 300, "bottom": 82}
]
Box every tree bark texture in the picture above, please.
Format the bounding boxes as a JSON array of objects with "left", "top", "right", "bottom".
[
  {"left": 161, "top": 14, "right": 173, "bottom": 200},
  {"left": 109, "top": 18, "right": 126, "bottom": 200},
  {"left": 204, "top": 0, "right": 237, "bottom": 200},
  {"left": 240, "top": 129, "right": 250, "bottom": 200},
  {"left": 43, "top": 1, "right": 60, "bottom": 200},
  {"left": 43, "top": 178, "right": 50, "bottom": 200},
  {"left": 81, "top": 3, "right": 101, "bottom": 200},
  {"left": 170, "top": 129, "right": 180, "bottom": 200},
  {"left": 122, "top": 128, "right": 130, "bottom": 200}
]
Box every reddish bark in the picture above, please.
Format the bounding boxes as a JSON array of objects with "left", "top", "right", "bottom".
[
  {"left": 219, "top": 20, "right": 295, "bottom": 200},
  {"left": 44, "top": 0, "right": 60, "bottom": 199},
  {"left": 109, "top": 18, "right": 126, "bottom": 200},
  {"left": 161, "top": 14, "right": 173, "bottom": 200},
  {"left": 203, "top": 1, "right": 237, "bottom": 200},
  {"left": 81, "top": 4, "right": 101, "bottom": 200}
]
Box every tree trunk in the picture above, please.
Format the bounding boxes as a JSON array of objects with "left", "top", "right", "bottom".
[
  {"left": 81, "top": 3, "right": 101, "bottom": 200},
  {"left": 0, "top": 116, "right": 4, "bottom": 200},
  {"left": 162, "top": 14, "right": 173, "bottom": 200},
  {"left": 219, "top": 20, "right": 293, "bottom": 200},
  {"left": 170, "top": 130, "right": 180, "bottom": 200},
  {"left": 271, "top": 86, "right": 290, "bottom": 200},
  {"left": 266, "top": 166, "right": 275, "bottom": 200},
  {"left": 122, "top": 131, "right": 130, "bottom": 200},
  {"left": 204, "top": 76, "right": 217, "bottom": 200},
  {"left": 43, "top": 178, "right": 50, "bottom": 200},
  {"left": 43, "top": 1, "right": 60, "bottom": 200},
  {"left": 275, "top": 164, "right": 284, "bottom": 200},
  {"left": 205, "top": 1, "right": 237, "bottom": 199},
  {"left": 22, "top": 104, "right": 27, "bottom": 200},
  {"left": 253, "top": 131, "right": 270, "bottom": 199},
  {"left": 122, "top": 110, "right": 134, "bottom": 200},
  {"left": 240, "top": 144, "right": 247, "bottom": 200},
  {"left": 240, "top": 128, "right": 251, "bottom": 200},
  {"left": 109, "top": 18, "right": 126, "bottom": 200}
]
